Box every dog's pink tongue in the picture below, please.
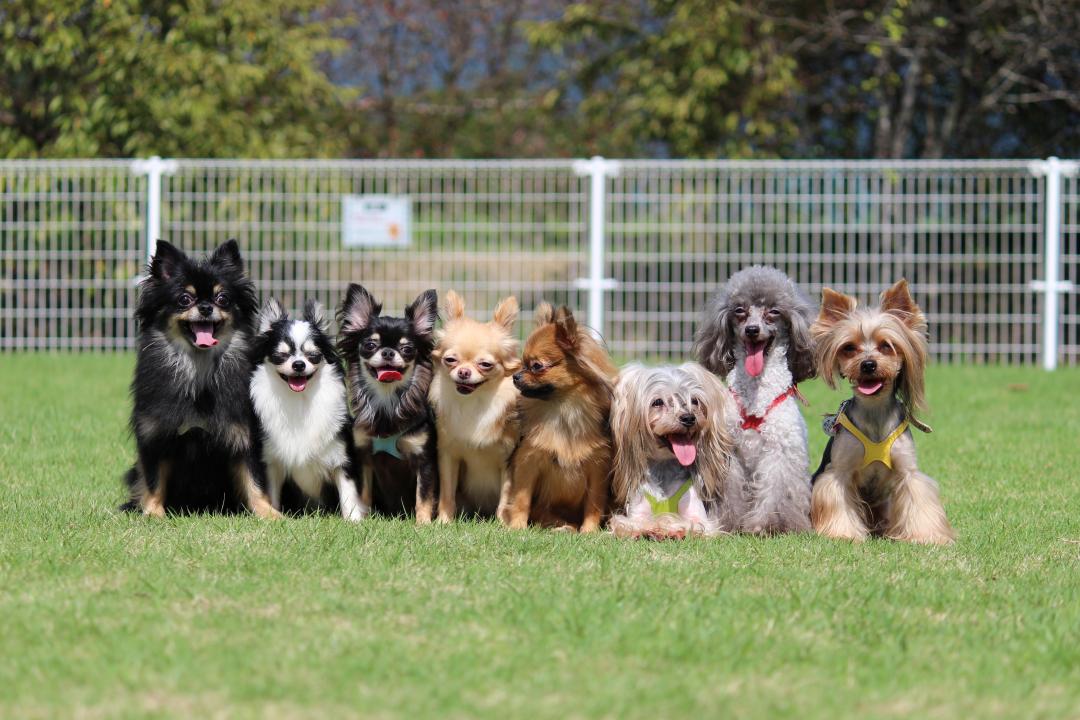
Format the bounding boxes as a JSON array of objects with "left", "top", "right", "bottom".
[
  {"left": 287, "top": 376, "right": 308, "bottom": 392},
  {"left": 857, "top": 380, "right": 883, "bottom": 396},
  {"left": 377, "top": 369, "right": 403, "bottom": 383},
  {"left": 668, "top": 435, "right": 697, "bottom": 467},
  {"left": 191, "top": 321, "right": 217, "bottom": 348},
  {"left": 744, "top": 344, "right": 765, "bottom": 377}
]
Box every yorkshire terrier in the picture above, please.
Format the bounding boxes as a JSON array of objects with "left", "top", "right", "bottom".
[
  {"left": 810, "top": 279, "right": 955, "bottom": 545},
  {"left": 693, "top": 265, "right": 816, "bottom": 534},
  {"left": 608, "top": 363, "right": 744, "bottom": 539},
  {"left": 498, "top": 304, "right": 617, "bottom": 532},
  {"left": 338, "top": 284, "right": 440, "bottom": 522},
  {"left": 429, "top": 291, "right": 521, "bottom": 521}
]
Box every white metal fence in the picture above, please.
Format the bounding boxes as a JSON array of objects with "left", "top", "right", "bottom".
[{"left": 1, "top": 157, "right": 1077, "bottom": 367}]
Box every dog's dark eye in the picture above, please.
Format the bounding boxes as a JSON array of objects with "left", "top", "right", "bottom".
[
  {"left": 269, "top": 352, "right": 287, "bottom": 365},
  {"left": 177, "top": 293, "right": 194, "bottom": 309},
  {"left": 690, "top": 397, "right": 699, "bottom": 407},
  {"left": 651, "top": 398, "right": 665, "bottom": 408},
  {"left": 841, "top": 343, "right": 858, "bottom": 354},
  {"left": 307, "top": 352, "right": 323, "bottom": 364},
  {"left": 478, "top": 360, "right": 494, "bottom": 371},
  {"left": 443, "top": 356, "right": 457, "bottom": 366},
  {"left": 362, "top": 341, "right": 378, "bottom": 353},
  {"left": 529, "top": 361, "right": 545, "bottom": 374},
  {"left": 399, "top": 344, "right": 415, "bottom": 359},
  {"left": 215, "top": 292, "right": 231, "bottom": 308},
  {"left": 766, "top": 309, "right": 780, "bottom": 322},
  {"left": 878, "top": 342, "right": 894, "bottom": 355},
  {"left": 733, "top": 306, "right": 746, "bottom": 318}
]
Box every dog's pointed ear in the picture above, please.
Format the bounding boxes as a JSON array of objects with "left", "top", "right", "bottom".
[
  {"left": 258, "top": 297, "right": 286, "bottom": 334},
  {"left": 149, "top": 240, "right": 186, "bottom": 281},
  {"left": 818, "top": 288, "right": 857, "bottom": 325},
  {"left": 340, "top": 284, "right": 380, "bottom": 332},
  {"left": 407, "top": 289, "right": 438, "bottom": 338},
  {"left": 444, "top": 290, "right": 466, "bottom": 321},
  {"left": 880, "top": 279, "right": 924, "bottom": 330},
  {"left": 210, "top": 239, "right": 243, "bottom": 271},
  {"left": 303, "top": 299, "right": 329, "bottom": 333},
  {"left": 554, "top": 306, "right": 578, "bottom": 352},
  {"left": 533, "top": 302, "right": 554, "bottom": 327},
  {"left": 492, "top": 296, "right": 519, "bottom": 332}
]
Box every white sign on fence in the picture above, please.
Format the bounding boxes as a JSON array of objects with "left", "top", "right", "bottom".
[{"left": 341, "top": 195, "right": 411, "bottom": 248}]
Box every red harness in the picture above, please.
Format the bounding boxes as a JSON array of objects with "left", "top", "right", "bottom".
[{"left": 729, "top": 385, "right": 804, "bottom": 431}]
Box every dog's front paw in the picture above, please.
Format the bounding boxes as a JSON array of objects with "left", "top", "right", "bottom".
[{"left": 342, "top": 505, "right": 370, "bottom": 523}]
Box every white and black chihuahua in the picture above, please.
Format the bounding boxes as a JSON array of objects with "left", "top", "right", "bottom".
[
  {"left": 249, "top": 298, "right": 368, "bottom": 521},
  {"left": 338, "top": 284, "right": 440, "bottom": 523}
]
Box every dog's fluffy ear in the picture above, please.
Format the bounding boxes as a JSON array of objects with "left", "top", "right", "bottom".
[
  {"left": 210, "top": 239, "right": 243, "bottom": 271},
  {"left": 492, "top": 296, "right": 519, "bottom": 333},
  {"left": 148, "top": 240, "right": 186, "bottom": 281},
  {"left": 533, "top": 302, "right": 554, "bottom": 327},
  {"left": 610, "top": 364, "right": 652, "bottom": 507},
  {"left": 693, "top": 290, "right": 735, "bottom": 377},
  {"left": 303, "top": 299, "right": 329, "bottom": 333},
  {"left": 786, "top": 284, "right": 818, "bottom": 383},
  {"left": 680, "top": 363, "right": 733, "bottom": 503},
  {"left": 817, "top": 288, "right": 857, "bottom": 325},
  {"left": 880, "top": 279, "right": 926, "bottom": 333},
  {"left": 444, "top": 290, "right": 466, "bottom": 321},
  {"left": 553, "top": 306, "right": 578, "bottom": 352},
  {"left": 340, "top": 284, "right": 381, "bottom": 332},
  {"left": 407, "top": 289, "right": 439, "bottom": 338},
  {"left": 258, "top": 297, "right": 286, "bottom": 334}
]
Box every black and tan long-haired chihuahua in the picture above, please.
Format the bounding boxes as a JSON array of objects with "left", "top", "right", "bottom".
[
  {"left": 338, "top": 284, "right": 440, "bottom": 522},
  {"left": 121, "top": 240, "right": 278, "bottom": 517}
]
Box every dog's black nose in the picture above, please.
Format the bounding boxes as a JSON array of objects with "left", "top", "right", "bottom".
[
  {"left": 458, "top": 367, "right": 471, "bottom": 380},
  {"left": 679, "top": 413, "right": 696, "bottom": 427},
  {"left": 860, "top": 359, "right": 877, "bottom": 374},
  {"left": 745, "top": 324, "right": 760, "bottom": 338},
  {"left": 512, "top": 372, "right": 523, "bottom": 384},
  {"left": 197, "top": 302, "right": 213, "bottom": 317},
  {"left": 381, "top": 348, "right": 395, "bottom": 360},
  {"left": 292, "top": 360, "right": 306, "bottom": 373}
]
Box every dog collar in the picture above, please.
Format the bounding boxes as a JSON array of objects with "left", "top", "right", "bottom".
[
  {"left": 835, "top": 412, "right": 908, "bottom": 469},
  {"left": 729, "top": 385, "right": 803, "bottom": 432},
  {"left": 645, "top": 478, "right": 693, "bottom": 515},
  {"left": 372, "top": 432, "right": 404, "bottom": 459}
]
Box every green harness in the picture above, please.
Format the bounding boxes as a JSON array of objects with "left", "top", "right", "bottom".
[{"left": 645, "top": 477, "right": 694, "bottom": 515}]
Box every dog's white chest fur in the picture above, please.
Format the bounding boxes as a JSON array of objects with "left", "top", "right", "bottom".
[{"left": 250, "top": 363, "right": 348, "bottom": 494}]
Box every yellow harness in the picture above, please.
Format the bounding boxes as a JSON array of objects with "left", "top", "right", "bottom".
[
  {"left": 835, "top": 412, "right": 908, "bottom": 469},
  {"left": 645, "top": 478, "right": 693, "bottom": 515}
]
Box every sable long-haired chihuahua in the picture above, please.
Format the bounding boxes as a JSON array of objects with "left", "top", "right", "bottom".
[
  {"left": 121, "top": 240, "right": 278, "bottom": 517},
  {"left": 429, "top": 291, "right": 521, "bottom": 521},
  {"left": 498, "top": 304, "right": 617, "bottom": 532},
  {"left": 608, "top": 363, "right": 744, "bottom": 539},
  {"left": 338, "top": 285, "right": 439, "bottom": 522},
  {"left": 810, "top": 279, "right": 955, "bottom": 545},
  {"left": 250, "top": 298, "right": 367, "bottom": 521}
]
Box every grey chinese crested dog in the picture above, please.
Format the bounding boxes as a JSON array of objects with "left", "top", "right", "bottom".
[
  {"left": 693, "top": 265, "right": 816, "bottom": 534},
  {"left": 607, "top": 363, "right": 744, "bottom": 539},
  {"left": 809, "top": 279, "right": 954, "bottom": 544},
  {"left": 121, "top": 239, "right": 278, "bottom": 517}
]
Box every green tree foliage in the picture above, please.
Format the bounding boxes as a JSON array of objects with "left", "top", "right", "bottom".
[
  {"left": 529, "top": 0, "right": 800, "bottom": 157},
  {"left": 0, "top": 0, "right": 351, "bottom": 157}
]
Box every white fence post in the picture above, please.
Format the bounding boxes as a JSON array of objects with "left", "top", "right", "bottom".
[
  {"left": 1029, "top": 157, "right": 1078, "bottom": 371},
  {"left": 573, "top": 156, "right": 620, "bottom": 337},
  {"left": 131, "top": 156, "right": 179, "bottom": 268}
]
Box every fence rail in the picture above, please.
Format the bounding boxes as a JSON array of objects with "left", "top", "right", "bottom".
[{"left": 1, "top": 157, "right": 1077, "bottom": 366}]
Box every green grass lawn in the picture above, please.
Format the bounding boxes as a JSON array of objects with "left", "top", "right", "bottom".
[{"left": 1, "top": 355, "right": 1078, "bottom": 719}]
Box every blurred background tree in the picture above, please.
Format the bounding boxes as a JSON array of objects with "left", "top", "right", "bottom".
[
  {"left": 1, "top": 0, "right": 1077, "bottom": 158},
  {"left": 0, "top": 0, "right": 350, "bottom": 157}
]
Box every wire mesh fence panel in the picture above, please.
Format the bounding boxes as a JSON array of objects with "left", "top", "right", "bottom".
[
  {"left": 1063, "top": 172, "right": 1080, "bottom": 364},
  {"left": 605, "top": 160, "right": 1047, "bottom": 363},
  {"left": 160, "top": 160, "right": 589, "bottom": 339},
  {"left": 0, "top": 161, "right": 144, "bottom": 350}
]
